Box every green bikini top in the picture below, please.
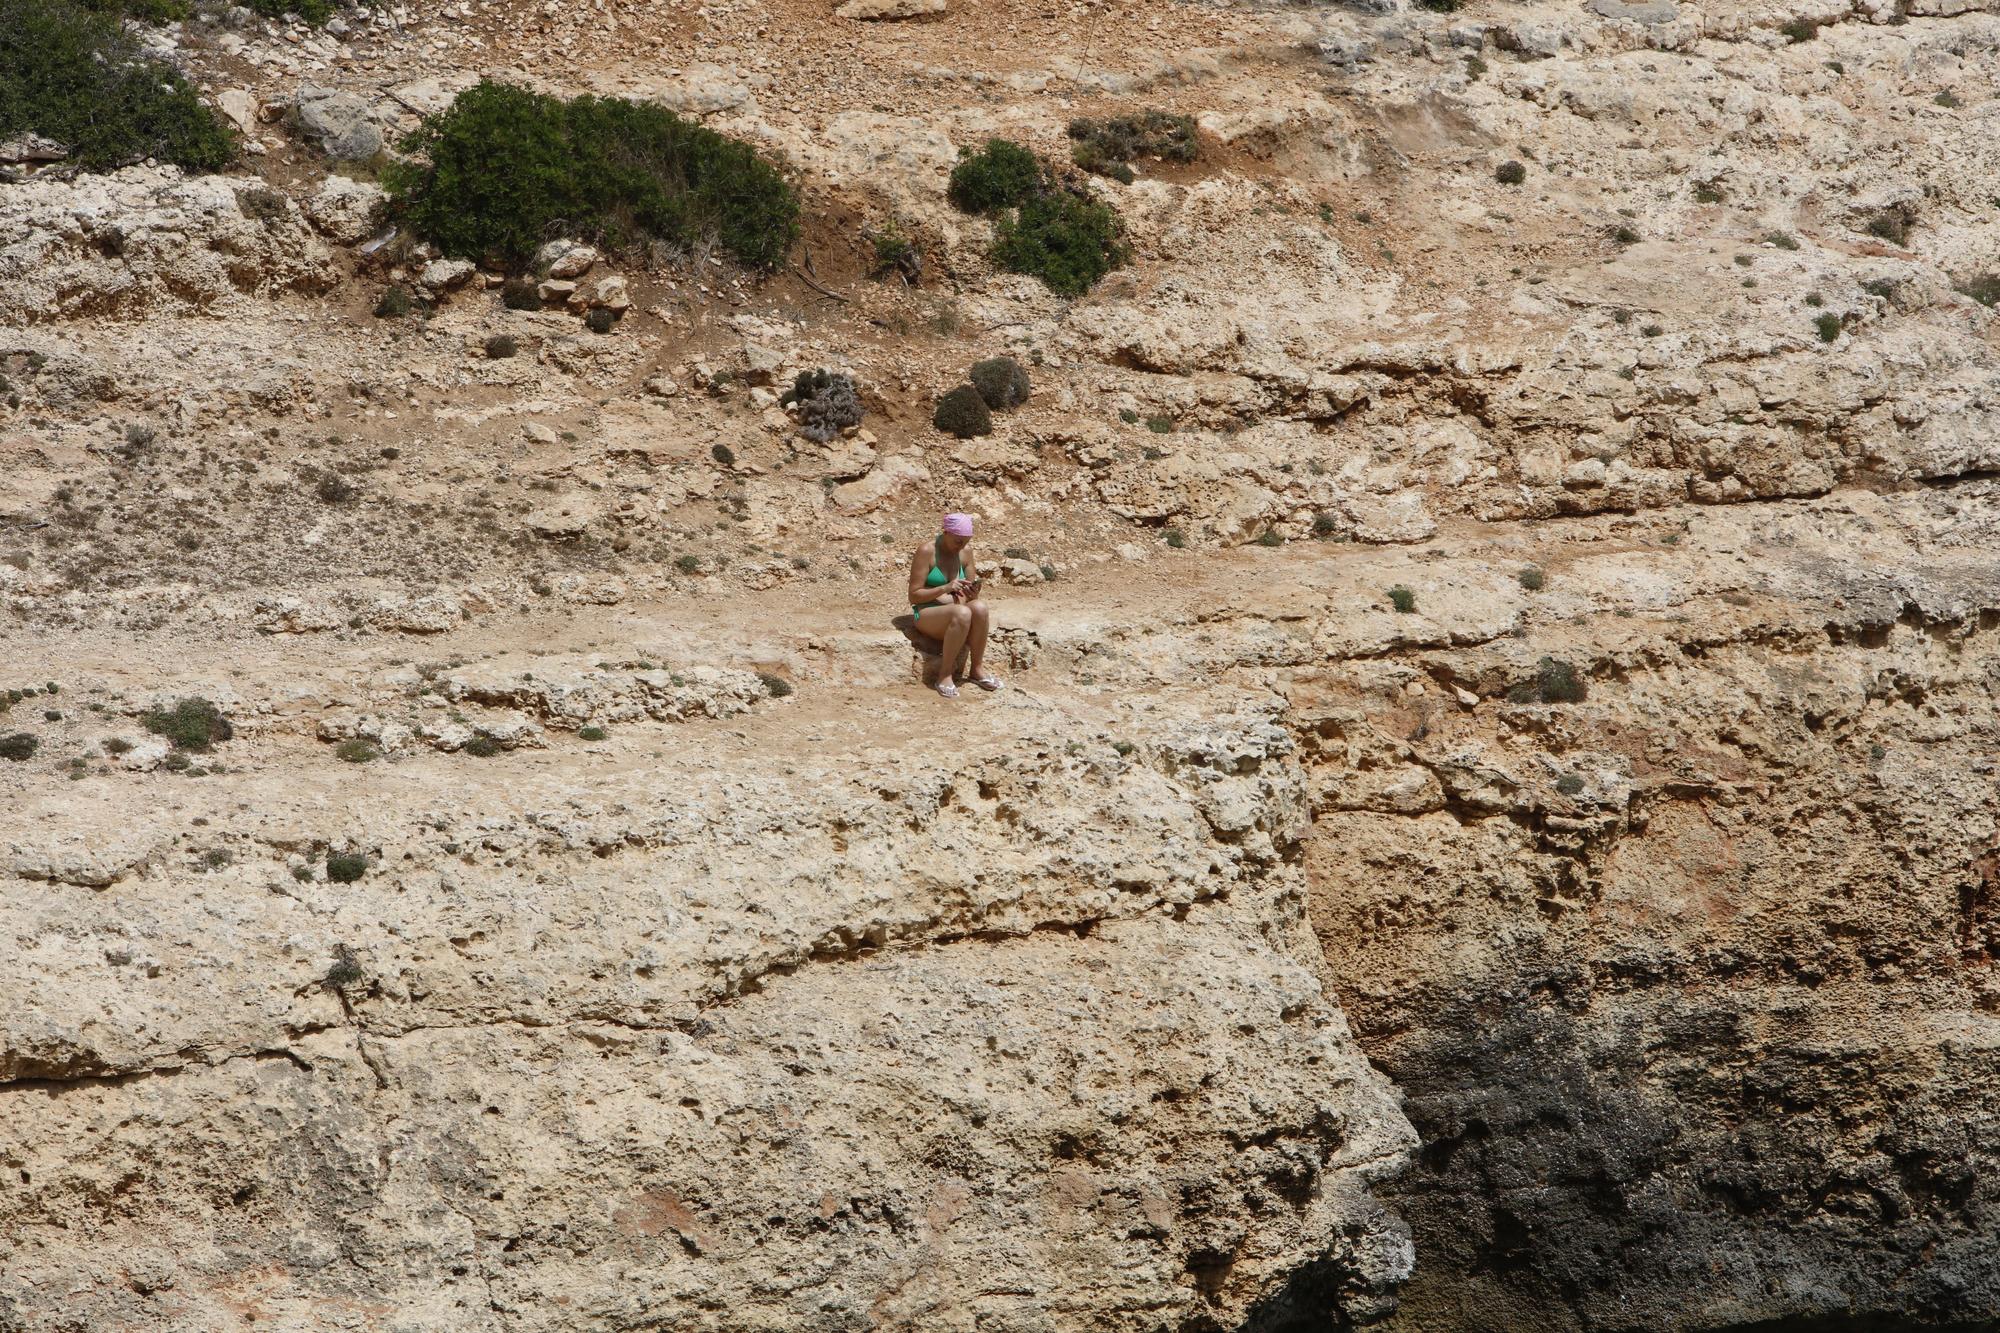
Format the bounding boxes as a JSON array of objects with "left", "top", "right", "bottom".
[{"left": 916, "top": 536, "right": 962, "bottom": 607}]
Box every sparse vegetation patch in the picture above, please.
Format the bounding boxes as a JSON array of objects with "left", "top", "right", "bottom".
[{"left": 385, "top": 80, "right": 799, "bottom": 271}]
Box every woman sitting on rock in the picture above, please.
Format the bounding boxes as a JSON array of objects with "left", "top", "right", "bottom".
[{"left": 907, "top": 512, "right": 1004, "bottom": 699}]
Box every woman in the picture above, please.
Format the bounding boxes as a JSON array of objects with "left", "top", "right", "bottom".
[{"left": 907, "top": 512, "right": 1004, "bottom": 699}]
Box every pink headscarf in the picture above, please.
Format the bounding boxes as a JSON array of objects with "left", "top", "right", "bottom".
[{"left": 941, "top": 512, "right": 974, "bottom": 538}]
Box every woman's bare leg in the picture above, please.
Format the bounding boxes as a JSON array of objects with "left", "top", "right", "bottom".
[
  {"left": 915, "top": 603, "right": 973, "bottom": 689},
  {"left": 966, "top": 600, "right": 991, "bottom": 677}
]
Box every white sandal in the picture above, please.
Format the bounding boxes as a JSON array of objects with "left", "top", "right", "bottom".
[
  {"left": 935, "top": 680, "right": 959, "bottom": 699},
  {"left": 970, "top": 675, "right": 1005, "bottom": 692}
]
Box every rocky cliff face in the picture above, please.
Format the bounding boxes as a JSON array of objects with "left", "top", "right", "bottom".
[{"left": 5, "top": 0, "right": 2000, "bottom": 1327}]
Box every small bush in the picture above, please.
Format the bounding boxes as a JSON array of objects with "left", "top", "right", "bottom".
[
  {"left": 1694, "top": 183, "right": 1723, "bottom": 204},
  {"left": 969, "top": 356, "right": 1032, "bottom": 410},
  {"left": 325, "top": 944, "right": 364, "bottom": 983},
  {"left": 42, "top": 709, "right": 59, "bottom": 722},
  {"left": 502, "top": 278, "right": 541, "bottom": 310},
  {"left": 780, "top": 369, "right": 864, "bottom": 442},
  {"left": 335, "top": 738, "right": 379, "bottom": 763},
  {"left": 1518, "top": 566, "right": 1546, "bottom": 591},
  {"left": 0, "top": 732, "right": 36, "bottom": 761},
  {"left": 992, "top": 189, "right": 1127, "bottom": 297},
  {"left": 1555, "top": 773, "right": 1585, "bottom": 796},
  {"left": 1164, "top": 528, "right": 1187, "bottom": 549},
  {"left": 374, "top": 286, "right": 413, "bottom": 319},
  {"left": 1067, "top": 110, "right": 1197, "bottom": 182},
  {"left": 1862, "top": 277, "right": 1897, "bottom": 299},
  {"left": 1514, "top": 656, "right": 1587, "bottom": 704},
  {"left": 484, "top": 334, "right": 518, "bottom": 359},
  {"left": 1495, "top": 160, "right": 1527, "bottom": 186},
  {"left": 384, "top": 80, "right": 799, "bottom": 271},
  {"left": 710, "top": 442, "right": 736, "bottom": 467},
  {"left": 676, "top": 554, "right": 701, "bottom": 574},
  {"left": 1612, "top": 225, "right": 1640, "bottom": 245},
  {"left": 947, "top": 138, "right": 1043, "bottom": 213},
  {"left": 1312, "top": 512, "right": 1340, "bottom": 539},
  {"left": 1119, "top": 408, "right": 1140, "bottom": 424},
  {"left": 934, "top": 384, "right": 993, "bottom": 438},
  {"left": 1764, "top": 231, "right": 1800, "bottom": 251},
  {"left": 103, "top": 737, "right": 133, "bottom": 755},
  {"left": 0, "top": 0, "right": 233, "bottom": 170},
  {"left": 142, "top": 697, "right": 231, "bottom": 752},
  {"left": 578, "top": 725, "right": 608, "bottom": 741},
  {"left": 1936, "top": 90, "right": 1963, "bottom": 109},
  {"left": 1040, "top": 563, "right": 1058, "bottom": 582},
  {"left": 867, "top": 219, "right": 922, "bottom": 281},
  {"left": 1814, "top": 312, "right": 1842, "bottom": 342},
  {"left": 462, "top": 734, "right": 501, "bottom": 758},
  {"left": 237, "top": 186, "right": 289, "bottom": 226},
  {"left": 1955, "top": 274, "right": 2000, "bottom": 306},
  {"left": 1781, "top": 17, "right": 1817, "bottom": 42},
  {"left": 584, "top": 307, "right": 617, "bottom": 334},
  {"left": 1805, "top": 292, "right": 1823, "bottom": 308},
  {"left": 1255, "top": 530, "right": 1283, "bottom": 548},
  {"left": 316, "top": 473, "right": 357, "bottom": 504},
  {"left": 1640, "top": 323, "right": 1664, "bottom": 338},
  {"left": 1417, "top": 0, "right": 1460, "bottom": 9},
  {"left": 758, "top": 672, "right": 793, "bottom": 699},
  {"left": 1865, "top": 211, "right": 1911, "bottom": 246},
  {"left": 1388, "top": 585, "right": 1417, "bottom": 614}
]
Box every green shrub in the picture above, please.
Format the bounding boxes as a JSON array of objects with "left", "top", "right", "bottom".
[
  {"left": 0, "top": 732, "right": 35, "bottom": 761},
  {"left": 1955, "top": 274, "right": 2000, "bottom": 306},
  {"left": 1814, "top": 312, "right": 1842, "bottom": 342},
  {"left": 1418, "top": 0, "right": 1460, "bottom": 9},
  {"left": 1694, "top": 183, "right": 1723, "bottom": 204},
  {"left": 933, "top": 384, "right": 992, "bottom": 438},
  {"left": 1145, "top": 414, "right": 1173, "bottom": 433},
  {"left": 237, "top": 186, "right": 289, "bottom": 226},
  {"left": 1555, "top": 773, "right": 1585, "bottom": 796},
  {"left": 676, "top": 554, "right": 701, "bottom": 574},
  {"left": 1164, "top": 527, "right": 1186, "bottom": 549},
  {"left": 868, "top": 218, "right": 921, "bottom": 280},
  {"left": 103, "top": 737, "right": 133, "bottom": 755},
  {"left": 710, "top": 442, "right": 735, "bottom": 466},
  {"left": 1764, "top": 231, "right": 1800, "bottom": 251},
  {"left": 578, "top": 725, "right": 608, "bottom": 741},
  {"left": 142, "top": 697, "right": 231, "bottom": 751},
  {"left": 780, "top": 369, "right": 864, "bottom": 442},
  {"left": 1865, "top": 211, "right": 1911, "bottom": 246},
  {"left": 1612, "top": 224, "right": 1640, "bottom": 245},
  {"left": 1781, "top": 17, "right": 1817, "bottom": 42},
  {"left": 1805, "top": 292, "right": 1823, "bottom": 307},
  {"left": 335, "top": 738, "right": 379, "bottom": 763},
  {"left": 992, "top": 189, "right": 1126, "bottom": 297},
  {"left": 1388, "top": 585, "right": 1417, "bottom": 613},
  {"left": 1040, "top": 563, "right": 1058, "bottom": 582},
  {"left": 374, "top": 286, "right": 412, "bottom": 319},
  {"left": 1067, "top": 110, "right": 1197, "bottom": 182},
  {"left": 245, "top": 0, "right": 336, "bottom": 22},
  {"left": 325, "top": 851, "right": 367, "bottom": 883},
  {"left": 1640, "top": 323, "right": 1664, "bottom": 338},
  {"left": 1518, "top": 566, "right": 1545, "bottom": 591},
  {"left": 947, "top": 138, "right": 1042, "bottom": 213},
  {"left": 324, "top": 943, "right": 364, "bottom": 983},
  {"left": 484, "top": 334, "right": 517, "bottom": 359},
  {"left": 385, "top": 80, "right": 799, "bottom": 271},
  {"left": 462, "top": 734, "right": 501, "bottom": 757},
  {"left": 758, "top": 672, "right": 793, "bottom": 699},
  {"left": 969, "top": 356, "right": 1032, "bottom": 410},
  {"left": 1312, "top": 512, "right": 1340, "bottom": 538},
  {"left": 1935, "top": 90, "right": 1963, "bottom": 109},
  {"left": 1255, "top": 530, "right": 1283, "bottom": 547},
  {"left": 583, "top": 307, "right": 617, "bottom": 334},
  {"left": 502, "top": 278, "right": 541, "bottom": 310},
  {"left": 1511, "top": 656, "right": 1587, "bottom": 704},
  {"left": 1119, "top": 408, "right": 1140, "bottom": 424},
  {"left": 0, "top": 0, "right": 233, "bottom": 170},
  {"left": 1862, "top": 277, "right": 1897, "bottom": 299},
  {"left": 1495, "top": 160, "right": 1527, "bottom": 185}
]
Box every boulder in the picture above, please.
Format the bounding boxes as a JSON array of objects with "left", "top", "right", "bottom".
[
  {"left": 305, "top": 175, "right": 388, "bottom": 245},
  {"left": 292, "top": 84, "right": 383, "bottom": 160},
  {"left": 419, "top": 258, "right": 477, "bottom": 293}
]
